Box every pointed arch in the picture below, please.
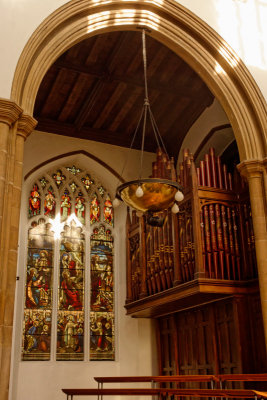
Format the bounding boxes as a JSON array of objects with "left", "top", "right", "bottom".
[{"left": 11, "top": 0, "right": 267, "bottom": 162}]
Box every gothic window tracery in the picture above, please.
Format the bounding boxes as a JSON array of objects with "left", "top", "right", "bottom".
[{"left": 23, "top": 164, "right": 115, "bottom": 361}]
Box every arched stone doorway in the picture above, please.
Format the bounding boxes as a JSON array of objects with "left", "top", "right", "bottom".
[{"left": 1, "top": 0, "right": 266, "bottom": 399}]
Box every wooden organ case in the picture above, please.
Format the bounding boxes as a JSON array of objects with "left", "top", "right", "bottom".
[{"left": 125, "top": 148, "right": 266, "bottom": 376}]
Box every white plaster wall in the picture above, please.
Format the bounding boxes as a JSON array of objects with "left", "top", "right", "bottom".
[
  {"left": 10, "top": 132, "right": 157, "bottom": 400},
  {"left": 0, "top": 0, "right": 267, "bottom": 103},
  {"left": 177, "top": 99, "right": 234, "bottom": 165}
]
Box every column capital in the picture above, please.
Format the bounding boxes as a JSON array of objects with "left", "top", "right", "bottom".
[
  {"left": 17, "top": 114, "right": 37, "bottom": 140},
  {"left": 0, "top": 98, "right": 22, "bottom": 127},
  {"left": 237, "top": 159, "right": 264, "bottom": 179}
]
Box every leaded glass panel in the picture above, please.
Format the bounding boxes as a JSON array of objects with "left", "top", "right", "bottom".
[
  {"left": 22, "top": 221, "right": 54, "bottom": 360},
  {"left": 104, "top": 195, "right": 114, "bottom": 226},
  {"left": 44, "top": 187, "right": 56, "bottom": 218},
  {"left": 90, "top": 226, "right": 114, "bottom": 360},
  {"left": 23, "top": 164, "right": 116, "bottom": 362},
  {"left": 29, "top": 184, "right": 41, "bottom": 218},
  {"left": 90, "top": 194, "right": 100, "bottom": 224},
  {"left": 57, "top": 223, "right": 85, "bottom": 360}
]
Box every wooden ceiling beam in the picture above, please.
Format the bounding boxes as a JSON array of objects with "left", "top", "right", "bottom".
[
  {"left": 74, "top": 80, "right": 105, "bottom": 130},
  {"left": 53, "top": 59, "right": 208, "bottom": 100},
  {"left": 73, "top": 32, "right": 133, "bottom": 131},
  {"left": 35, "top": 117, "right": 164, "bottom": 154}
]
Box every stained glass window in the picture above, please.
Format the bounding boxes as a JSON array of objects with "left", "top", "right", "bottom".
[
  {"left": 66, "top": 165, "right": 81, "bottom": 175},
  {"left": 82, "top": 174, "right": 94, "bottom": 192},
  {"left": 23, "top": 165, "right": 115, "bottom": 362},
  {"left": 61, "top": 190, "right": 71, "bottom": 222},
  {"left": 75, "top": 193, "right": 85, "bottom": 225},
  {"left": 57, "top": 223, "right": 85, "bottom": 360},
  {"left": 90, "top": 194, "right": 100, "bottom": 225},
  {"left": 53, "top": 170, "right": 66, "bottom": 187},
  {"left": 104, "top": 195, "right": 114, "bottom": 226},
  {"left": 44, "top": 187, "right": 56, "bottom": 218},
  {"left": 22, "top": 221, "right": 54, "bottom": 360},
  {"left": 29, "top": 184, "right": 41, "bottom": 218},
  {"left": 90, "top": 226, "right": 115, "bottom": 360},
  {"left": 70, "top": 182, "right": 78, "bottom": 193}
]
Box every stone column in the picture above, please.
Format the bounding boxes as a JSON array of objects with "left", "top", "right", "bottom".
[
  {"left": 0, "top": 99, "right": 36, "bottom": 400},
  {"left": 238, "top": 160, "right": 267, "bottom": 351}
]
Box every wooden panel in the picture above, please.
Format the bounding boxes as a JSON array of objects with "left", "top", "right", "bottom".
[
  {"left": 33, "top": 31, "right": 214, "bottom": 157},
  {"left": 157, "top": 297, "right": 267, "bottom": 388},
  {"left": 176, "top": 307, "right": 215, "bottom": 377}
]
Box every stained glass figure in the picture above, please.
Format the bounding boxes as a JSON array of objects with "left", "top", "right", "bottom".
[
  {"left": 57, "top": 223, "right": 84, "bottom": 360},
  {"left": 44, "top": 187, "right": 56, "bottom": 218},
  {"left": 90, "top": 194, "right": 100, "bottom": 225},
  {"left": 69, "top": 182, "right": 78, "bottom": 193},
  {"left": 66, "top": 165, "right": 81, "bottom": 175},
  {"left": 75, "top": 193, "right": 85, "bottom": 225},
  {"left": 90, "top": 312, "right": 114, "bottom": 360},
  {"left": 81, "top": 174, "right": 94, "bottom": 192},
  {"left": 98, "top": 186, "right": 105, "bottom": 197},
  {"left": 104, "top": 195, "right": 114, "bottom": 226},
  {"left": 29, "top": 184, "right": 41, "bottom": 218},
  {"left": 90, "top": 225, "right": 114, "bottom": 360},
  {"left": 22, "top": 221, "right": 54, "bottom": 360},
  {"left": 53, "top": 170, "right": 66, "bottom": 187},
  {"left": 57, "top": 311, "right": 84, "bottom": 360},
  {"left": 22, "top": 310, "right": 52, "bottom": 360},
  {"left": 26, "top": 249, "right": 53, "bottom": 309},
  {"left": 61, "top": 190, "right": 71, "bottom": 222},
  {"left": 39, "top": 177, "right": 48, "bottom": 188}
]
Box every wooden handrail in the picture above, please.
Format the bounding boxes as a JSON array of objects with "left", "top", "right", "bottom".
[
  {"left": 94, "top": 374, "right": 218, "bottom": 383},
  {"left": 94, "top": 376, "right": 156, "bottom": 383},
  {"left": 218, "top": 374, "right": 267, "bottom": 382},
  {"left": 94, "top": 373, "right": 267, "bottom": 384},
  {"left": 62, "top": 387, "right": 267, "bottom": 399}
]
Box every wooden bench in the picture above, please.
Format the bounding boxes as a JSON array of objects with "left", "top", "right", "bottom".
[{"left": 62, "top": 387, "right": 267, "bottom": 400}]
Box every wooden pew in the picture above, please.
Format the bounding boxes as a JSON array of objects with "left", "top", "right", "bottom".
[{"left": 62, "top": 387, "right": 267, "bottom": 400}]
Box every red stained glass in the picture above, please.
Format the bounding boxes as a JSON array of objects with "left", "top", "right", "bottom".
[
  {"left": 29, "top": 184, "right": 41, "bottom": 218},
  {"left": 44, "top": 187, "right": 56, "bottom": 218},
  {"left": 81, "top": 174, "right": 94, "bottom": 192},
  {"left": 104, "top": 195, "right": 114, "bottom": 226}
]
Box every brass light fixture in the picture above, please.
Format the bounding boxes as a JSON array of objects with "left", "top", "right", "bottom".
[{"left": 113, "top": 30, "right": 184, "bottom": 224}]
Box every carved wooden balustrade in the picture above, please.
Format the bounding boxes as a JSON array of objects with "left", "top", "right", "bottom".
[{"left": 125, "top": 148, "right": 257, "bottom": 312}]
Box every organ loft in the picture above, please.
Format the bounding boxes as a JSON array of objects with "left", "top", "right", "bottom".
[{"left": 125, "top": 146, "right": 266, "bottom": 376}]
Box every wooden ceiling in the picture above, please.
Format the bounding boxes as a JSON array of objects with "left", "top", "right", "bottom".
[{"left": 34, "top": 30, "right": 214, "bottom": 159}]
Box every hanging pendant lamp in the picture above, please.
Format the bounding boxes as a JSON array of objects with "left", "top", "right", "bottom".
[{"left": 114, "top": 30, "right": 184, "bottom": 220}]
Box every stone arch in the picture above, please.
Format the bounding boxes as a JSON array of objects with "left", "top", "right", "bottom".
[{"left": 10, "top": 0, "right": 267, "bottom": 163}]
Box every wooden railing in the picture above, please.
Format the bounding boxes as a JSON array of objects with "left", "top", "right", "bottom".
[
  {"left": 62, "top": 387, "right": 267, "bottom": 399},
  {"left": 126, "top": 148, "right": 257, "bottom": 303},
  {"left": 62, "top": 373, "right": 267, "bottom": 399},
  {"left": 94, "top": 373, "right": 267, "bottom": 387}
]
